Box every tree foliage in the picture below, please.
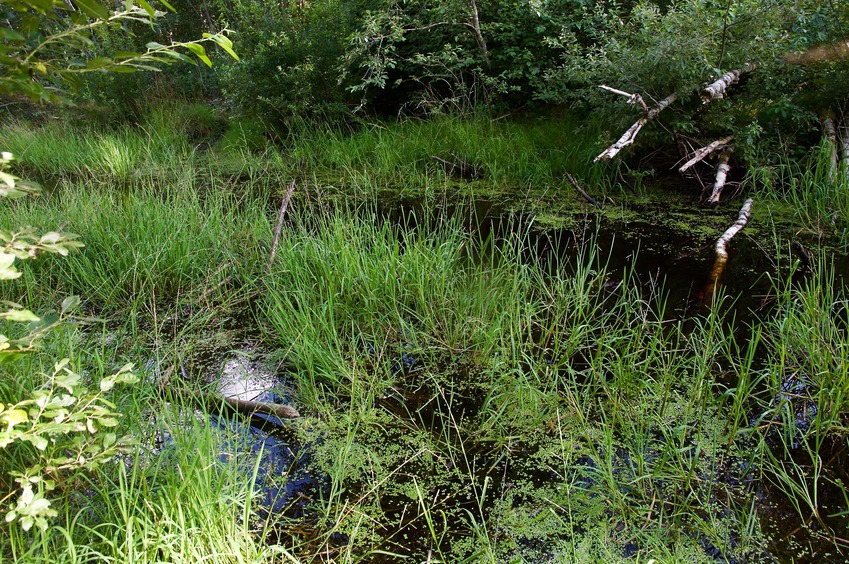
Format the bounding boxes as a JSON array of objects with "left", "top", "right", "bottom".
[
  {"left": 0, "top": 0, "right": 236, "bottom": 103},
  {"left": 0, "top": 0, "right": 234, "bottom": 535}
]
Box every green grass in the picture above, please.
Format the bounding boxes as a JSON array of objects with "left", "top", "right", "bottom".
[
  {"left": 753, "top": 141, "right": 849, "bottom": 247},
  {"left": 289, "top": 113, "right": 608, "bottom": 195},
  {"left": 1, "top": 110, "right": 848, "bottom": 562}
]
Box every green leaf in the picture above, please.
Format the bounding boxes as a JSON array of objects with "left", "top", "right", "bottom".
[
  {"left": 161, "top": 50, "right": 194, "bottom": 64},
  {"left": 85, "top": 57, "right": 113, "bottom": 70},
  {"left": 60, "top": 295, "right": 80, "bottom": 314},
  {"left": 0, "top": 170, "right": 16, "bottom": 188},
  {"left": 1, "top": 409, "right": 28, "bottom": 427},
  {"left": 26, "top": 435, "right": 48, "bottom": 450},
  {"left": 113, "top": 50, "right": 141, "bottom": 61},
  {"left": 205, "top": 33, "right": 239, "bottom": 60},
  {"left": 184, "top": 43, "right": 212, "bottom": 67},
  {"left": 0, "top": 29, "right": 25, "bottom": 42},
  {"left": 137, "top": 0, "right": 155, "bottom": 17},
  {"left": 1, "top": 308, "right": 39, "bottom": 322},
  {"left": 54, "top": 370, "right": 81, "bottom": 392},
  {"left": 0, "top": 253, "right": 20, "bottom": 280},
  {"left": 74, "top": 0, "right": 110, "bottom": 20}
]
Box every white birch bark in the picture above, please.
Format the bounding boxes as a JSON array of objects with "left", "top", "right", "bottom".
[
  {"left": 679, "top": 136, "right": 734, "bottom": 173},
  {"left": 823, "top": 115, "right": 838, "bottom": 182},
  {"left": 700, "top": 63, "right": 755, "bottom": 104},
  {"left": 707, "top": 148, "right": 733, "bottom": 204},
  {"left": 594, "top": 92, "right": 677, "bottom": 161},
  {"left": 467, "top": 0, "right": 488, "bottom": 62},
  {"left": 704, "top": 198, "right": 753, "bottom": 303}
]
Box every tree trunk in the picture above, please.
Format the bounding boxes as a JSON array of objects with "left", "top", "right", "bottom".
[
  {"left": 707, "top": 148, "right": 733, "bottom": 204},
  {"left": 679, "top": 136, "right": 734, "bottom": 173},
  {"left": 467, "top": 0, "right": 489, "bottom": 63},
  {"left": 822, "top": 113, "right": 839, "bottom": 182},
  {"left": 700, "top": 63, "right": 754, "bottom": 103},
  {"left": 703, "top": 198, "right": 753, "bottom": 304},
  {"left": 595, "top": 92, "right": 677, "bottom": 161}
]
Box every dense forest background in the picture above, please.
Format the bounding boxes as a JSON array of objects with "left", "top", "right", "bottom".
[
  {"left": 1, "top": 0, "right": 844, "bottom": 169},
  {"left": 58, "top": 0, "right": 848, "bottom": 168}
]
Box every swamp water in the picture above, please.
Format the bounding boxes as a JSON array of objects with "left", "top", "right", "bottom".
[{"left": 171, "top": 198, "right": 846, "bottom": 563}]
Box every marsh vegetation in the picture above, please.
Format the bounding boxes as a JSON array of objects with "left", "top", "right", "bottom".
[
  {"left": 2, "top": 0, "right": 849, "bottom": 562},
  {"left": 0, "top": 105, "right": 847, "bottom": 562}
]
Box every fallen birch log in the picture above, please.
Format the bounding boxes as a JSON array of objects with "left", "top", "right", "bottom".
[
  {"left": 703, "top": 198, "right": 753, "bottom": 303},
  {"left": 706, "top": 148, "right": 733, "bottom": 204},
  {"left": 679, "top": 136, "right": 734, "bottom": 173},
  {"left": 594, "top": 92, "right": 678, "bottom": 161},
  {"left": 183, "top": 385, "right": 301, "bottom": 420},
  {"left": 159, "top": 365, "right": 302, "bottom": 422},
  {"left": 700, "top": 63, "right": 755, "bottom": 103},
  {"left": 218, "top": 393, "right": 300, "bottom": 419}
]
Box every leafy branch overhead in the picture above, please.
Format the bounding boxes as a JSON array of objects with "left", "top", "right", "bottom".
[
  {"left": 0, "top": 0, "right": 235, "bottom": 537},
  {"left": 0, "top": 0, "right": 237, "bottom": 102}
]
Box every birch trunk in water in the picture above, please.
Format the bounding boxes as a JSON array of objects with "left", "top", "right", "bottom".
[{"left": 703, "top": 198, "right": 753, "bottom": 304}]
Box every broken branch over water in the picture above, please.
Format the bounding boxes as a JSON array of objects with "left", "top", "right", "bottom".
[
  {"left": 565, "top": 172, "right": 602, "bottom": 209},
  {"left": 679, "top": 135, "right": 734, "bottom": 173},
  {"left": 704, "top": 198, "right": 753, "bottom": 303},
  {"left": 595, "top": 92, "right": 677, "bottom": 161}
]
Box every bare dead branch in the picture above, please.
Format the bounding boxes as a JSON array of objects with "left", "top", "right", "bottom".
[
  {"left": 267, "top": 179, "right": 297, "bottom": 273},
  {"left": 594, "top": 93, "right": 678, "bottom": 161},
  {"left": 679, "top": 135, "right": 734, "bottom": 173},
  {"left": 598, "top": 85, "right": 648, "bottom": 113},
  {"left": 565, "top": 172, "right": 602, "bottom": 209}
]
